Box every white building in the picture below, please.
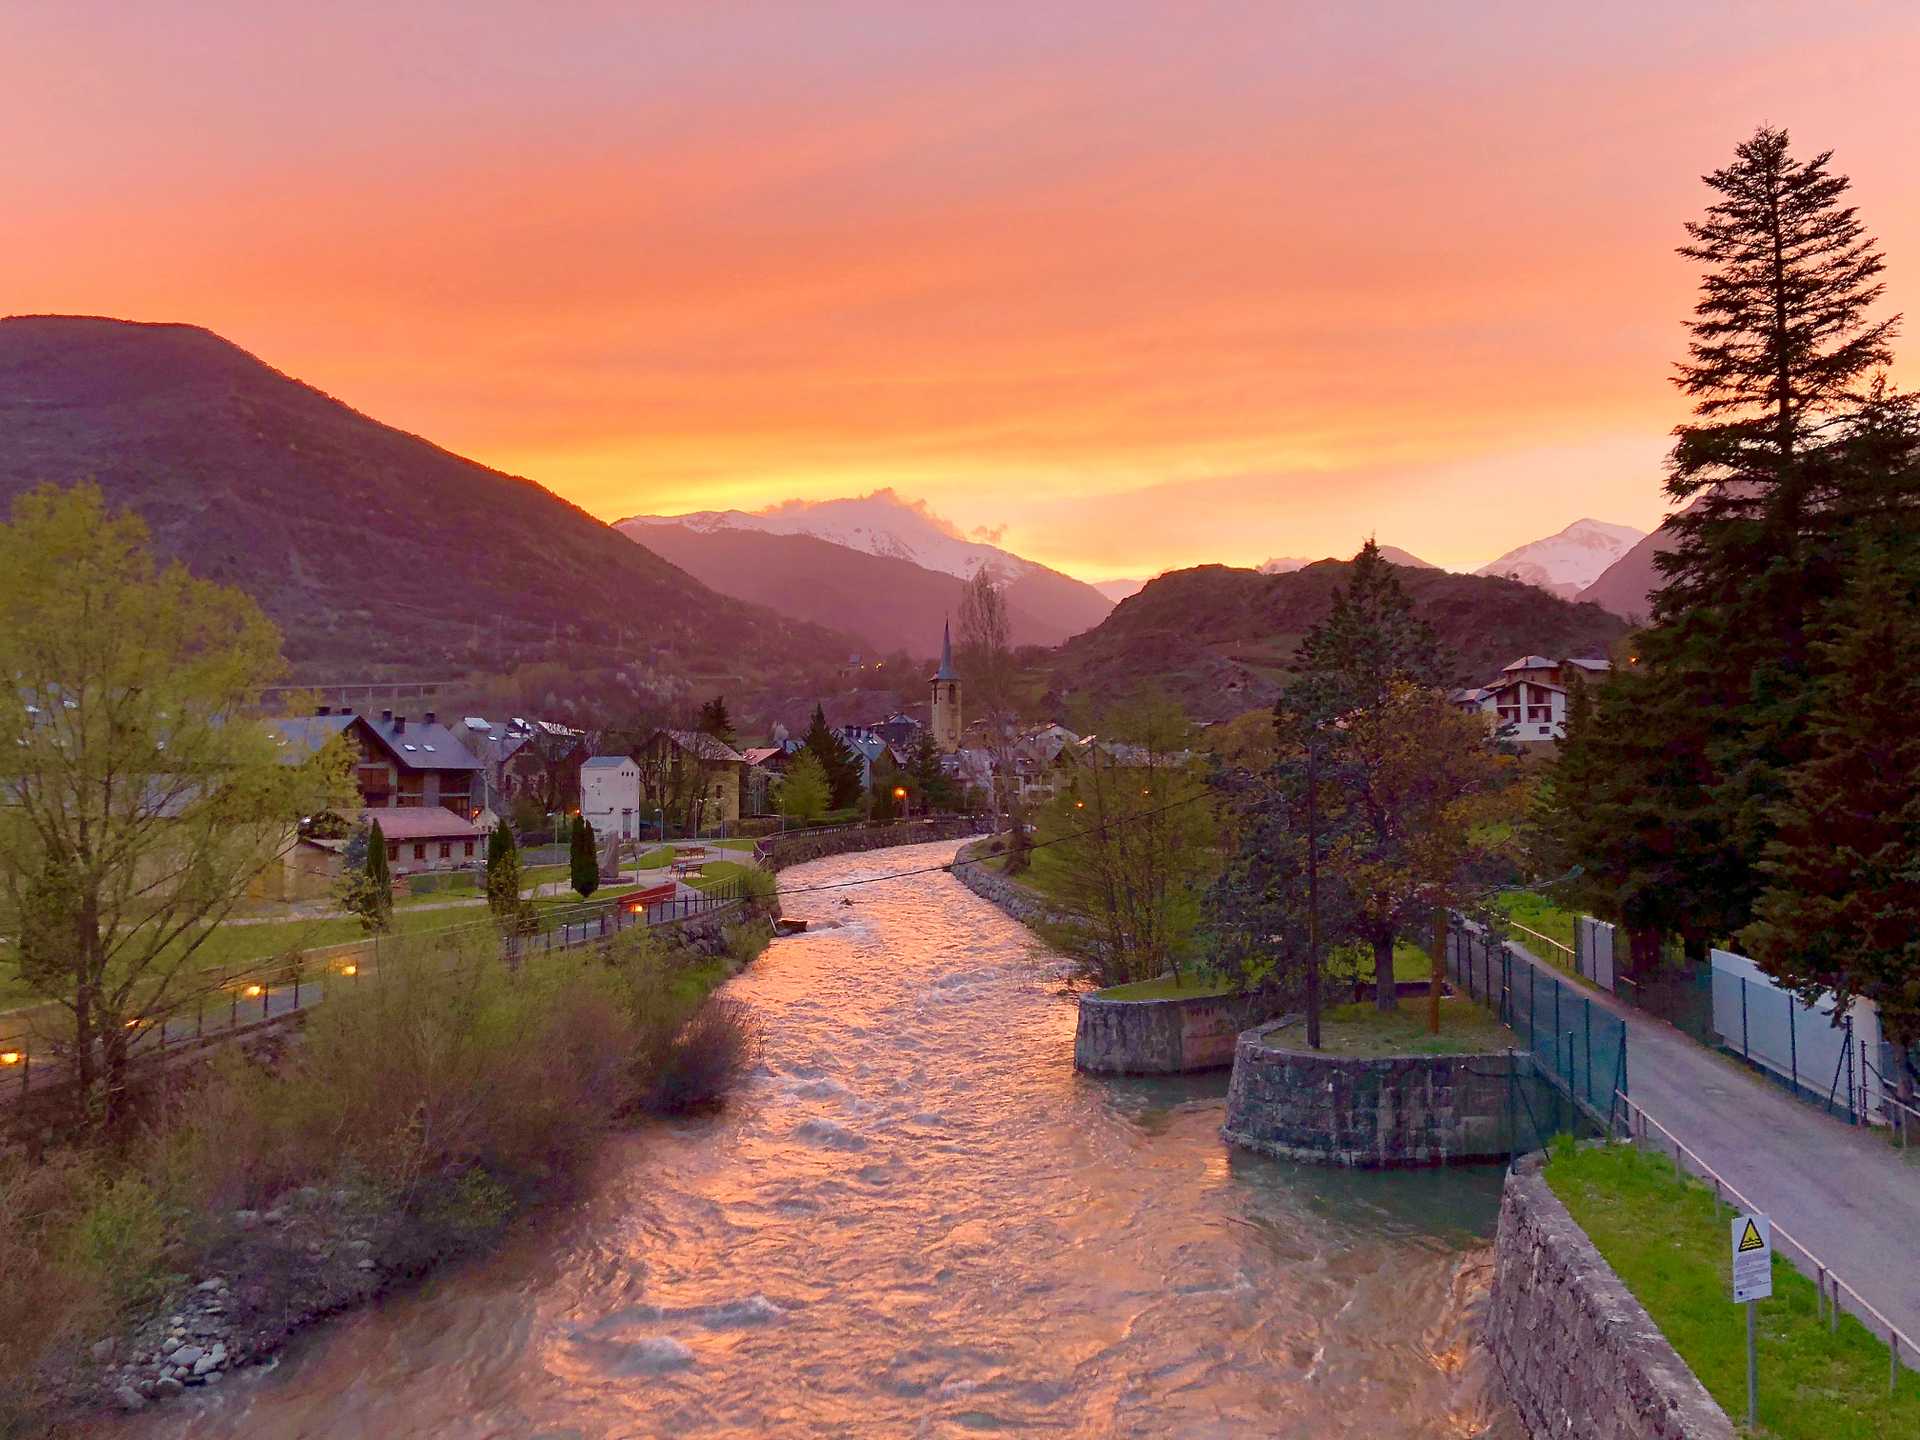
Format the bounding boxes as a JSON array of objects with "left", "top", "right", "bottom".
[
  {"left": 580, "top": 754, "right": 643, "bottom": 841},
  {"left": 1451, "top": 654, "right": 1611, "bottom": 742}
]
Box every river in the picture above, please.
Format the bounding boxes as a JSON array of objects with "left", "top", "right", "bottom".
[{"left": 106, "top": 841, "right": 1521, "bottom": 1439}]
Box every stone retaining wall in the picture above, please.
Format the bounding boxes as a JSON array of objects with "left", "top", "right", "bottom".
[
  {"left": 761, "top": 817, "right": 989, "bottom": 872},
  {"left": 1488, "top": 1155, "right": 1733, "bottom": 1439},
  {"left": 1075, "top": 986, "right": 1283, "bottom": 1074},
  {"left": 1221, "top": 1019, "right": 1520, "bottom": 1166},
  {"left": 949, "top": 840, "right": 1078, "bottom": 932}
]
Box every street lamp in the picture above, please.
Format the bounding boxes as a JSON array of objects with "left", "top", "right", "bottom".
[{"left": 893, "top": 784, "right": 908, "bottom": 819}]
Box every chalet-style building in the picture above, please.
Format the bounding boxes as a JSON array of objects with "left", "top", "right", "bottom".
[
  {"left": 274, "top": 707, "right": 484, "bottom": 815},
  {"left": 740, "top": 745, "right": 788, "bottom": 817},
  {"left": 366, "top": 806, "right": 490, "bottom": 873},
  {"left": 1450, "top": 654, "right": 1611, "bottom": 742}
]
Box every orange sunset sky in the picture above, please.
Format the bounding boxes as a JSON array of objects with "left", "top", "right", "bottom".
[{"left": 7, "top": 2, "right": 1917, "bottom": 580}]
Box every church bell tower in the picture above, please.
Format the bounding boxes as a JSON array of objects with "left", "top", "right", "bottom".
[{"left": 930, "top": 619, "right": 962, "bottom": 752}]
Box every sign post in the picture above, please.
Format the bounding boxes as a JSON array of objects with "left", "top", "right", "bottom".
[{"left": 1731, "top": 1212, "right": 1772, "bottom": 1430}]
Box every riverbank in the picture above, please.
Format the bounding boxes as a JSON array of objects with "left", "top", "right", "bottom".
[
  {"left": 72, "top": 838, "right": 1523, "bottom": 1439},
  {"left": 3, "top": 906, "right": 776, "bottom": 1436}
]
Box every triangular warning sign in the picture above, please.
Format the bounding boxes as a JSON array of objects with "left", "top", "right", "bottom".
[{"left": 1738, "top": 1219, "right": 1765, "bottom": 1253}]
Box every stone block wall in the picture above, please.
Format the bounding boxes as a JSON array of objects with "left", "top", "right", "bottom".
[
  {"left": 1075, "top": 988, "right": 1283, "bottom": 1074},
  {"left": 761, "top": 817, "right": 988, "bottom": 872},
  {"left": 949, "top": 840, "right": 1078, "bottom": 932},
  {"left": 1488, "top": 1156, "right": 1733, "bottom": 1439},
  {"left": 1221, "top": 1020, "right": 1520, "bottom": 1166}
]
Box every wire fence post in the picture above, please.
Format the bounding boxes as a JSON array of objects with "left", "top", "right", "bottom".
[{"left": 1789, "top": 993, "right": 1799, "bottom": 1096}]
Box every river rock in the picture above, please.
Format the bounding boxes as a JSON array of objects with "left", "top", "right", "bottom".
[
  {"left": 356, "top": 1258, "right": 377, "bottom": 1270},
  {"left": 113, "top": 1385, "right": 147, "bottom": 1412},
  {"left": 192, "top": 1354, "right": 217, "bottom": 1376},
  {"left": 232, "top": 1209, "right": 260, "bottom": 1229},
  {"left": 154, "top": 1376, "right": 184, "bottom": 1398},
  {"left": 91, "top": 1337, "right": 117, "bottom": 1363},
  {"left": 167, "top": 1344, "right": 204, "bottom": 1368},
  {"left": 196, "top": 1277, "right": 223, "bottom": 1292}
]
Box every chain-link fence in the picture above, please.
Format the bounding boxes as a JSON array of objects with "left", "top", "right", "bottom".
[{"left": 1447, "top": 916, "right": 1628, "bottom": 1131}]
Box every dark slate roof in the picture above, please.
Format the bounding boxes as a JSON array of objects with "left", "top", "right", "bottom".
[{"left": 272, "top": 711, "right": 481, "bottom": 773}]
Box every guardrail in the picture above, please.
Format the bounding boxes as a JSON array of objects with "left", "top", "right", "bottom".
[
  {"left": 1616, "top": 1091, "right": 1914, "bottom": 1389},
  {"left": 0, "top": 878, "right": 748, "bottom": 1107}
]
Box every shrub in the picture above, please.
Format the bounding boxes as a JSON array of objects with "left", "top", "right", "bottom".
[
  {"left": 63, "top": 1173, "right": 174, "bottom": 1310},
  {"left": 646, "top": 996, "right": 760, "bottom": 1114}
]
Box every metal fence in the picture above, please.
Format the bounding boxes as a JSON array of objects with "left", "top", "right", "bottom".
[
  {"left": 0, "top": 878, "right": 748, "bottom": 1106},
  {"left": 1710, "top": 946, "right": 1883, "bottom": 1124},
  {"left": 1448, "top": 917, "right": 1628, "bottom": 1130}
]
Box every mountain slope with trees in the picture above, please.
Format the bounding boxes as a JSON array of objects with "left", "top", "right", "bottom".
[
  {"left": 0, "top": 316, "right": 853, "bottom": 703},
  {"left": 1049, "top": 558, "right": 1626, "bottom": 720}
]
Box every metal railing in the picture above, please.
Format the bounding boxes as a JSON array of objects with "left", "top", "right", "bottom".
[
  {"left": 1616, "top": 1090, "right": 1915, "bottom": 1389},
  {"left": 1448, "top": 917, "right": 1628, "bottom": 1132},
  {"left": 0, "top": 878, "right": 749, "bottom": 1105}
]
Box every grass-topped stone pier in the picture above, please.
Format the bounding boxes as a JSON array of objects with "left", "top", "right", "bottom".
[{"left": 1221, "top": 998, "right": 1526, "bottom": 1167}]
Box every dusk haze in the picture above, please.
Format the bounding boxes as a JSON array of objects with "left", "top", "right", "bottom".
[{"left": 2, "top": 6, "right": 1918, "bottom": 1438}]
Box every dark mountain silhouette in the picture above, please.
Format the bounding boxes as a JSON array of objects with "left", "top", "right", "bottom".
[
  {"left": 1578, "top": 522, "right": 1677, "bottom": 620},
  {"left": 1050, "top": 558, "right": 1628, "bottom": 720},
  {"left": 0, "top": 316, "right": 852, "bottom": 705},
  {"left": 630, "top": 523, "right": 1077, "bottom": 652}
]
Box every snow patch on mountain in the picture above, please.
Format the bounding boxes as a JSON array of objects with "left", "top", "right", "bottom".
[
  {"left": 618, "top": 489, "right": 1041, "bottom": 583},
  {"left": 1475, "top": 519, "right": 1647, "bottom": 599}
]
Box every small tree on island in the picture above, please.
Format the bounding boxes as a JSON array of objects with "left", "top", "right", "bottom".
[
  {"left": 569, "top": 812, "right": 600, "bottom": 899},
  {"left": 778, "top": 751, "right": 831, "bottom": 827},
  {"left": 337, "top": 818, "right": 395, "bottom": 934}
]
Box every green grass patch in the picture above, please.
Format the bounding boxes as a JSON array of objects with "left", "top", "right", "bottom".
[
  {"left": 1096, "top": 971, "right": 1238, "bottom": 1001},
  {"left": 687, "top": 860, "right": 750, "bottom": 893},
  {"left": 1545, "top": 1140, "right": 1920, "bottom": 1438},
  {"left": 1324, "top": 940, "right": 1434, "bottom": 985},
  {"left": 1496, "top": 890, "right": 1578, "bottom": 969},
  {"left": 1266, "top": 998, "right": 1518, "bottom": 1056}
]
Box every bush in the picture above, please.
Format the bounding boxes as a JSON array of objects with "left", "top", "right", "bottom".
[
  {"left": 646, "top": 996, "right": 760, "bottom": 1114},
  {"left": 64, "top": 1173, "right": 174, "bottom": 1310}
]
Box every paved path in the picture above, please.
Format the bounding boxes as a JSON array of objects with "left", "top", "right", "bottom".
[{"left": 1512, "top": 938, "right": 1920, "bottom": 1349}]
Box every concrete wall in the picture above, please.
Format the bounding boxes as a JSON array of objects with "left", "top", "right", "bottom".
[
  {"left": 1488, "top": 1155, "right": 1733, "bottom": 1440},
  {"left": 1221, "top": 1020, "right": 1520, "bottom": 1166},
  {"left": 763, "top": 817, "right": 990, "bottom": 872},
  {"left": 1075, "top": 987, "right": 1283, "bottom": 1074}
]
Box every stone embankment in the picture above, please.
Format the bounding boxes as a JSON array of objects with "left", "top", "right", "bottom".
[
  {"left": 1074, "top": 986, "right": 1281, "bottom": 1074},
  {"left": 949, "top": 839, "right": 1076, "bottom": 932},
  {"left": 1221, "top": 1020, "right": 1521, "bottom": 1166},
  {"left": 1487, "top": 1155, "right": 1733, "bottom": 1439},
  {"left": 761, "top": 817, "right": 991, "bottom": 872}
]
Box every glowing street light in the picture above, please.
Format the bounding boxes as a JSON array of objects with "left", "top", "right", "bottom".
[
  {"left": 339, "top": 963, "right": 358, "bottom": 977},
  {"left": 0, "top": 1050, "right": 21, "bottom": 1066},
  {"left": 243, "top": 983, "right": 264, "bottom": 998}
]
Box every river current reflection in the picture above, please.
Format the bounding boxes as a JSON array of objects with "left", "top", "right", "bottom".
[{"left": 106, "top": 841, "right": 1521, "bottom": 1439}]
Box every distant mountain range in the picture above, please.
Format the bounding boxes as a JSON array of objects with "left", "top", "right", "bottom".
[
  {"left": 1577, "top": 521, "right": 1677, "bottom": 619},
  {"left": 0, "top": 316, "right": 853, "bottom": 712},
  {"left": 617, "top": 491, "right": 1114, "bottom": 647},
  {"left": 1261, "top": 544, "right": 1436, "bottom": 574},
  {"left": 1051, "top": 556, "right": 1627, "bottom": 721},
  {"left": 1476, "top": 518, "right": 1646, "bottom": 600}
]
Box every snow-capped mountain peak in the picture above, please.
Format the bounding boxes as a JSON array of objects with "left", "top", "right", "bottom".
[
  {"left": 1475, "top": 518, "right": 1647, "bottom": 599},
  {"left": 618, "top": 489, "right": 1038, "bottom": 583}
]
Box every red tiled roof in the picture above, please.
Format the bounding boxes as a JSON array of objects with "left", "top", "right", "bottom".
[{"left": 359, "top": 808, "right": 487, "bottom": 841}]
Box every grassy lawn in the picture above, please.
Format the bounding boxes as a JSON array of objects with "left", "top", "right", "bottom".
[
  {"left": 1096, "top": 971, "right": 1238, "bottom": 1001},
  {"left": 1495, "top": 891, "right": 1579, "bottom": 968},
  {"left": 1265, "top": 997, "right": 1519, "bottom": 1056},
  {"left": 1546, "top": 1140, "right": 1920, "bottom": 1438},
  {"left": 686, "top": 860, "right": 751, "bottom": 893},
  {"left": 1325, "top": 939, "right": 1434, "bottom": 985}
]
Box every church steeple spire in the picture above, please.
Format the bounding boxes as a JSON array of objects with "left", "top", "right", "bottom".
[
  {"left": 935, "top": 617, "right": 958, "bottom": 681},
  {"left": 930, "top": 617, "right": 962, "bottom": 752}
]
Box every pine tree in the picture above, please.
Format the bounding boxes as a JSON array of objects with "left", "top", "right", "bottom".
[
  {"left": 906, "top": 729, "right": 955, "bottom": 812},
  {"left": 485, "top": 819, "right": 532, "bottom": 937},
  {"left": 336, "top": 818, "right": 394, "bottom": 935},
  {"left": 569, "top": 813, "right": 599, "bottom": 899},
  {"left": 802, "top": 703, "right": 861, "bottom": 809},
  {"left": 1744, "top": 547, "right": 1920, "bottom": 1054},
  {"left": 697, "top": 694, "right": 736, "bottom": 748},
  {"left": 1287, "top": 540, "right": 1444, "bottom": 725}
]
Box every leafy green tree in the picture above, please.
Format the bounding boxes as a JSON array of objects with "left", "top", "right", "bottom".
[
  {"left": 569, "top": 813, "right": 599, "bottom": 899},
  {"left": 0, "top": 484, "right": 353, "bottom": 1124},
  {"left": 337, "top": 819, "right": 394, "bottom": 934},
  {"left": 697, "top": 695, "right": 736, "bottom": 748},
  {"left": 778, "top": 751, "right": 831, "bottom": 826},
  {"left": 1744, "top": 547, "right": 1920, "bottom": 1059},
  {"left": 801, "top": 704, "right": 861, "bottom": 809}
]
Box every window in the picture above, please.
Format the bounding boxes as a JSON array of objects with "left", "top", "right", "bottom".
[
  {"left": 413, "top": 844, "right": 426, "bottom": 860},
  {"left": 387, "top": 842, "right": 399, "bottom": 861},
  {"left": 464, "top": 841, "right": 475, "bottom": 858},
  {"left": 439, "top": 842, "right": 451, "bottom": 859}
]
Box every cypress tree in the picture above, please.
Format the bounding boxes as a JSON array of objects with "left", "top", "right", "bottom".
[
  {"left": 569, "top": 812, "right": 599, "bottom": 899},
  {"left": 363, "top": 817, "right": 393, "bottom": 932}
]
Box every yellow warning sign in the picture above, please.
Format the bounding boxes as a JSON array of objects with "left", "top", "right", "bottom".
[{"left": 1737, "top": 1219, "right": 1766, "bottom": 1253}]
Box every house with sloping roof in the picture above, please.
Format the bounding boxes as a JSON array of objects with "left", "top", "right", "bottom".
[
  {"left": 273, "top": 706, "right": 483, "bottom": 816},
  {"left": 739, "top": 745, "right": 789, "bottom": 817},
  {"left": 361, "top": 806, "right": 490, "bottom": 872},
  {"left": 1453, "top": 654, "right": 1613, "bottom": 742},
  {"left": 635, "top": 730, "right": 747, "bottom": 830}
]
